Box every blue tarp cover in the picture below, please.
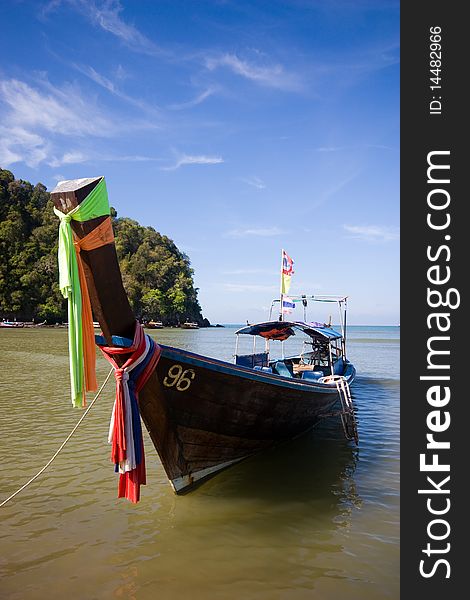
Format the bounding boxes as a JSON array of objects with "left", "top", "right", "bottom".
[{"left": 235, "top": 321, "right": 342, "bottom": 341}]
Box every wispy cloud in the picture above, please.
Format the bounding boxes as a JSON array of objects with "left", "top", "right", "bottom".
[
  {"left": 0, "top": 78, "right": 112, "bottom": 137},
  {"left": 0, "top": 76, "right": 157, "bottom": 167},
  {"left": 0, "top": 77, "right": 108, "bottom": 167},
  {"left": 167, "top": 87, "right": 218, "bottom": 111},
  {"left": 0, "top": 125, "right": 49, "bottom": 168},
  {"left": 47, "top": 151, "right": 164, "bottom": 167},
  {"left": 161, "top": 153, "right": 224, "bottom": 171},
  {"left": 43, "top": 0, "right": 162, "bottom": 56},
  {"left": 317, "top": 39, "right": 399, "bottom": 89},
  {"left": 205, "top": 53, "right": 302, "bottom": 91},
  {"left": 71, "top": 62, "right": 161, "bottom": 116},
  {"left": 343, "top": 224, "right": 399, "bottom": 242},
  {"left": 307, "top": 170, "right": 362, "bottom": 210},
  {"left": 225, "top": 226, "right": 286, "bottom": 238},
  {"left": 241, "top": 176, "right": 266, "bottom": 190},
  {"left": 48, "top": 151, "right": 89, "bottom": 168}
]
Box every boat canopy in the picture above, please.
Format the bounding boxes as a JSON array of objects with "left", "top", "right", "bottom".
[{"left": 235, "top": 321, "right": 343, "bottom": 341}]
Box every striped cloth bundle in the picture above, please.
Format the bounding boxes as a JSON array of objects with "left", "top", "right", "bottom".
[{"left": 97, "top": 322, "right": 161, "bottom": 503}]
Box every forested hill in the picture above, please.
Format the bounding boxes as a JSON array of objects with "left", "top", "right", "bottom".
[{"left": 0, "top": 168, "right": 205, "bottom": 326}]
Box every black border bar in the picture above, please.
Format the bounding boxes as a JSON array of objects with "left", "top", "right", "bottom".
[{"left": 401, "top": 3, "right": 467, "bottom": 597}]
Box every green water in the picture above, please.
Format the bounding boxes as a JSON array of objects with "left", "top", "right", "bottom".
[{"left": 0, "top": 327, "right": 399, "bottom": 599}]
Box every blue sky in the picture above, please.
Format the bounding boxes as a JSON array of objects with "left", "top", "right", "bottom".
[{"left": 0, "top": 0, "right": 399, "bottom": 324}]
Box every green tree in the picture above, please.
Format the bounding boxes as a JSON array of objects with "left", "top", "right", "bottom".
[{"left": 113, "top": 217, "right": 203, "bottom": 325}]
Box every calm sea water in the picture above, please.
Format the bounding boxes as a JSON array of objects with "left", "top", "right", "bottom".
[{"left": 0, "top": 326, "right": 399, "bottom": 599}]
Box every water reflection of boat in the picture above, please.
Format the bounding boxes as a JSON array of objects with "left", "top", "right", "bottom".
[
  {"left": 199, "top": 421, "right": 360, "bottom": 508},
  {"left": 51, "top": 176, "right": 358, "bottom": 497}
]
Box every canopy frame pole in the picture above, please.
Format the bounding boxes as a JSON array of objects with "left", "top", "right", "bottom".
[
  {"left": 279, "top": 249, "right": 284, "bottom": 322},
  {"left": 340, "top": 299, "right": 348, "bottom": 359},
  {"left": 302, "top": 294, "right": 307, "bottom": 321},
  {"left": 234, "top": 334, "right": 240, "bottom": 364}
]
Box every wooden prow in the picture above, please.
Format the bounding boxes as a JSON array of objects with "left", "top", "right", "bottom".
[
  {"left": 50, "top": 177, "right": 135, "bottom": 344},
  {"left": 50, "top": 177, "right": 189, "bottom": 484}
]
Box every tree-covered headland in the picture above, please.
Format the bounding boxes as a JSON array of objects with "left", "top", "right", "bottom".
[{"left": 0, "top": 169, "right": 206, "bottom": 326}]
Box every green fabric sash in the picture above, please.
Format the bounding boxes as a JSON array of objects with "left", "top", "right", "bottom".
[{"left": 54, "top": 177, "right": 110, "bottom": 407}]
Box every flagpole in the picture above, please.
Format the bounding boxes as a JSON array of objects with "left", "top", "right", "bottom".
[
  {"left": 280, "top": 249, "right": 285, "bottom": 359},
  {"left": 279, "top": 248, "right": 284, "bottom": 322}
]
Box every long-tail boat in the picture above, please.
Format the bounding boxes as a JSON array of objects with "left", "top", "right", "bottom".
[
  {"left": 51, "top": 177, "right": 357, "bottom": 497},
  {"left": 0, "top": 320, "right": 25, "bottom": 328}
]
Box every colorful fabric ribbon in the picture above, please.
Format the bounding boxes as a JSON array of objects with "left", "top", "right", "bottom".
[
  {"left": 97, "top": 322, "right": 161, "bottom": 503},
  {"left": 53, "top": 178, "right": 111, "bottom": 407}
]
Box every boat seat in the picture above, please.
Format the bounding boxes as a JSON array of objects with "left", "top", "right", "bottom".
[
  {"left": 273, "top": 361, "right": 293, "bottom": 378},
  {"left": 253, "top": 366, "right": 273, "bottom": 373},
  {"left": 236, "top": 352, "right": 268, "bottom": 368},
  {"left": 301, "top": 371, "right": 324, "bottom": 381}
]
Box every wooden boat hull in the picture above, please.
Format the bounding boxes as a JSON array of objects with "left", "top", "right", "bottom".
[{"left": 138, "top": 344, "right": 355, "bottom": 493}]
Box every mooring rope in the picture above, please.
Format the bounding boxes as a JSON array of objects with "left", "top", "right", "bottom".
[{"left": 0, "top": 367, "right": 114, "bottom": 508}]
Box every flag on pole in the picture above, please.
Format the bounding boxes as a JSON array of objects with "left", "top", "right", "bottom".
[
  {"left": 282, "top": 296, "right": 295, "bottom": 314},
  {"left": 281, "top": 250, "right": 294, "bottom": 294}
]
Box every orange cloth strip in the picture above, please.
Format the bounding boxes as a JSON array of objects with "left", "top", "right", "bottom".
[{"left": 73, "top": 217, "right": 115, "bottom": 400}]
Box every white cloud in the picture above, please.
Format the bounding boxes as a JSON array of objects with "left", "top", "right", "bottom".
[
  {"left": 47, "top": 151, "right": 164, "bottom": 167},
  {"left": 44, "top": 0, "right": 161, "bottom": 56},
  {"left": 168, "top": 87, "right": 218, "bottom": 110},
  {"left": 225, "top": 226, "right": 286, "bottom": 238},
  {"left": 77, "top": 64, "right": 118, "bottom": 94},
  {"left": 0, "top": 76, "right": 153, "bottom": 167},
  {"left": 48, "top": 151, "right": 89, "bottom": 168},
  {"left": 241, "top": 176, "right": 266, "bottom": 190},
  {"left": 0, "top": 125, "right": 49, "bottom": 168},
  {"left": 0, "top": 78, "right": 113, "bottom": 137},
  {"left": 72, "top": 63, "right": 161, "bottom": 116},
  {"left": 205, "top": 53, "right": 302, "bottom": 91},
  {"left": 343, "top": 224, "right": 399, "bottom": 242},
  {"left": 161, "top": 153, "right": 224, "bottom": 171},
  {"left": 114, "top": 64, "right": 128, "bottom": 81},
  {"left": 112, "top": 154, "right": 163, "bottom": 162}
]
